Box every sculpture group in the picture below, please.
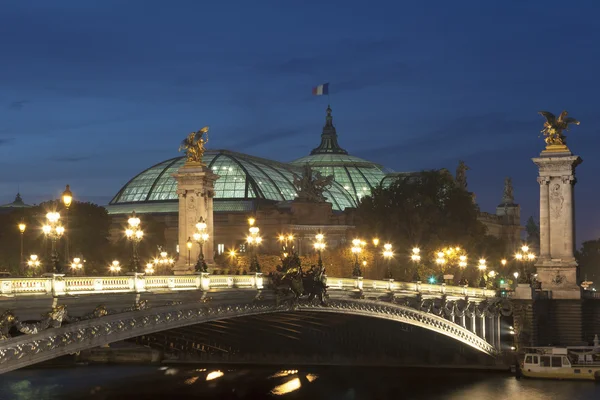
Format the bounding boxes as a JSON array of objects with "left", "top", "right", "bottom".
[
  {"left": 539, "top": 110, "right": 580, "bottom": 147},
  {"left": 179, "top": 126, "right": 209, "bottom": 164}
]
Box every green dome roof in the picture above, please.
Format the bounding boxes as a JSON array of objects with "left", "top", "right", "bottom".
[
  {"left": 109, "top": 150, "right": 357, "bottom": 212},
  {"left": 290, "top": 106, "right": 391, "bottom": 201}
]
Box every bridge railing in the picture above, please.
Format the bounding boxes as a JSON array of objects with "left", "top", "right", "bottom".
[{"left": 0, "top": 274, "right": 494, "bottom": 298}]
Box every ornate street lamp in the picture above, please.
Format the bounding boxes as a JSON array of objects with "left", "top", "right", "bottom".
[
  {"left": 383, "top": 243, "right": 393, "bottom": 279},
  {"left": 153, "top": 251, "right": 175, "bottom": 274},
  {"left": 488, "top": 270, "right": 497, "bottom": 289},
  {"left": 145, "top": 262, "right": 155, "bottom": 275},
  {"left": 514, "top": 244, "right": 536, "bottom": 284},
  {"left": 186, "top": 238, "right": 193, "bottom": 266},
  {"left": 351, "top": 238, "right": 363, "bottom": 277},
  {"left": 194, "top": 217, "right": 210, "bottom": 272},
  {"left": 313, "top": 233, "right": 326, "bottom": 268},
  {"left": 478, "top": 258, "right": 487, "bottom": 288},
  {"left": 70, "top": 257, "right": 83, "bottom": 275},
  {"left": 125, "top": 211, "right": 143, "bottom": 273},
  {"left": 18, "top": 222, "right": 26, "bottom": 275},
  {"left": 62, "top": 185, "right": 73, "bottom": 264},
  {"left": 246, "top": 221, "right": 262, "bottom": 272},
  {"left": 278, "top": 233, "right": 295, "bottom": 256},
  {"left": 109, "top": 260, "right": 121, "bottom": 275},
  {"left": 410, "top": 247, "right": 421, "bottom": 282},
  {"left": 42, "top": 212, "right": 65, "bottom": 274},
  {"left": 27, "top": 254, "right": 41, "bottom": 272}
]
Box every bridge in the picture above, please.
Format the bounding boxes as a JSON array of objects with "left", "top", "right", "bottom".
[{"left": 0, "top": 273, "right": 510, "bottom": 374}]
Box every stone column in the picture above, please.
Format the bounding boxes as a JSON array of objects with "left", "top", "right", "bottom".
[
  {"left": 537, "top": 176, "right": 550, "bottom": 261},
  {"left": 532, "top": 149, "right": 582, "bottom": 299},
  {"left": 172, "top": 163, "right": 219, "bottom": 275}
]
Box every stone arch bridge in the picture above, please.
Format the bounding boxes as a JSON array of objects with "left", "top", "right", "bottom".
[{"left": 0, "top": 274, "right": 512, "bottom": 374}]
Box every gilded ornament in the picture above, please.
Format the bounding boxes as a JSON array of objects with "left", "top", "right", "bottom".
[
  {"left": 179, "top": 126, "right": 209, "bottom": 165},
  {"left": 539, "top": 110, "right": 580, "bottom": 149}
]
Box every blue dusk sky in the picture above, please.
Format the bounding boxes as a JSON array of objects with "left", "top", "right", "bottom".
[{"left": 1, "top": 0, "right": 600, "bottom": 244}]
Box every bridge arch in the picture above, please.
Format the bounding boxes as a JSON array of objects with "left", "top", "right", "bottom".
[{"left": 0, "top": 299, "right": 496, "bottom": 374}]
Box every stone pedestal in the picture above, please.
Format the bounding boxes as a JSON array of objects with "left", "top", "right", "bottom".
[
  {"left": 532, "top": 145, "right": 582, "bottom": 299},
  {"left": 172, "top": 162, "right": 219, "bottom": 275}
]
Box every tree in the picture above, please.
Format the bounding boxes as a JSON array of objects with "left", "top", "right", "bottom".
[
  {"left": 576, "top": 239, "right": 600, "bottom": 285},
  {"left": 355, "top": 169, "right": 507, "bottom": 283},
  {"left": 0, "top": 200, "right": 113, "bottom": 275}
]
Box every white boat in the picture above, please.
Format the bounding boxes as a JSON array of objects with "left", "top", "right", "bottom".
[{"left": 519, "top": 346, "right": 600, "bottom": 381}]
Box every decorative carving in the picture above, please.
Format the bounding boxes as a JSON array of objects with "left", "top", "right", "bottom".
[
  {"left": 561, "top": 175, "right": 576, "bottom": 185},
  {"left": 549, "top": 183, "right": 564, "bottom": 218},
  {"left": 503, "top": 177, "right": 514, "bottom": 203},
  {"left": 552, "top": 272, "right": 566, "bottom": 286},
  {"left": 539, "top": 110, "right": 580, "bottom": 147},
  {"left": 179, "top": 127, "right": 209, "bottom": 164},
  {"left": 293, "top": 165, "right": 334, "bottom": 203},
  {"left": 537, "top": 176, "right": 550, "bottom": 186},
  {"left": 0, "top": 311, "right": 16, "bottom": 340},
  {"left": 455, "top": 160, "right": 469, "bottom": 190},
  {"left": 187, "top": 195, "right": 196, "bottom": 210}
]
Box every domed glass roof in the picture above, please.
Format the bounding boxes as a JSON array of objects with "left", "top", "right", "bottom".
[
  {"left": 290, "top": 106, "right": 391, "bottom": 202},
  {"left": 109, "top": 150, "right": 356, "bottom": 212}
]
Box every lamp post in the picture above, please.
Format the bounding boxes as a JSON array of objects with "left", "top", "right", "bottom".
[
  {"left": 372, "top": 238, "right": 380, "bottom": 277},
  {"left": 27, "top": 254, "right": 41, "bottom": 274},
  {"left": 109, "top": 260, "right": 121, "bottom": 275},
  {"left": 194, "top": 217, "right": 210, "bottom": 272},
  {"left": 410, "top": 247, "right": 421, "bottom": 282},
  {"left": 351, "top": 238, "right": 363, "bottom": 277},
  {"left": 515, "top": 245, "right": 536, "bottom": 284},
  {"left": 62, "top": 185, "right": 73, "bottom": 264},
  {"left": 488, "top": 270, "right": 497, "bottom": 289},
  {"left": 145, "top": 262, "right": 155, "bottom": 275},
  {"left": 383, "top": 243, "right": 393, "bottom": 279},
  {"left": 153, "top": 251, "right": 175, "bottom": 274},
  {"left": 278, "top": 233, "right": 295, "bottom": 256},
  {"left": 246, "top": 220, "right": 262, "bottom": 272},
  {"left": 478, "top": 258, "right": 487, "bottom": 288},
  {"left": 186, "top": 238, "right": 193, "bottom": 266},
  {"left": 125, "top": 211, "right": 143, "bottom": 273},
  {"left": 313, "top": 233, "right": 326, "bottom": 268},
  {"left": 70, "top": 257, "right": 83, "bottom": 276},
  {"left": 18, "top": 222, "right": 26, "bottom": 275},
  {"left": 42, "top": 212, "right": 65, "bottom": 274}
]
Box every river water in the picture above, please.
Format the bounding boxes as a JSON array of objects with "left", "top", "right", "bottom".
[{"left": 1, "top": 365, "right": 599, "bottom": 399}]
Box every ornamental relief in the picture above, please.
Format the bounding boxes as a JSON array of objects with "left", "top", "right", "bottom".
[{"left": 550, "top": 183, "right": 564, "bottom": 218}]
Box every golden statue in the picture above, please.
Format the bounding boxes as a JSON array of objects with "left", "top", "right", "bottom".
[
  {"left": 539, "top": 111, "right": 580, "bottom": 147},
  {"left": 179, "top": 126, "right": 209, "bottom": 164}
]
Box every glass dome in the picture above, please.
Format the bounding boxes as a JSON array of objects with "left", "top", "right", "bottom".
[
  {"left": 290, "top": 106, "right": 391, "bottom": 202},
  {"left": 109, "top": 150, "right": 356, "bottom": 212}
]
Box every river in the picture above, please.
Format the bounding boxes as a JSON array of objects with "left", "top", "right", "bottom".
[{"left": 1, "top": 365, "right": 599, "bottom": 399}]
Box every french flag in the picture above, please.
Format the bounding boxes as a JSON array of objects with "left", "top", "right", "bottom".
[{"left": 312, "top": 83, "right": 329, "bottom": 96}]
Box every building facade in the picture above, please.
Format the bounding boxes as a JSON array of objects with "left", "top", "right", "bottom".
[{"left": 105, "top": 107, "right": 522, "bottom": 260}]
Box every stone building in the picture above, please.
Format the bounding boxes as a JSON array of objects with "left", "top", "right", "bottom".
[{"left": 105, "top": 107, "right": 522, "bottom": 260}]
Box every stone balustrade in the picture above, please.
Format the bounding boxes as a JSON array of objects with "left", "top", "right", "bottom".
[{"left": 0, "top": 274, "right": 496, "bottom": 299}]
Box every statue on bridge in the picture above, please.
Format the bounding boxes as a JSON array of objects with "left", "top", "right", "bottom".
[
  {"left": 179, "top": 126, "right": 209, "bottom": 164},
  {"left": 270, "top": 251, "right": 328, "bottom": 305},
  {"left": 539, "top": 110, "right": 580, "bottom": 147}
]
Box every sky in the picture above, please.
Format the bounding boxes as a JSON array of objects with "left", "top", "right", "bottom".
[{"left": 1, "top": 0, "right": 600, "bottom": 244}]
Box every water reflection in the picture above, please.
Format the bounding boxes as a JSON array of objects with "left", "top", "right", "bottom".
[
  {"left": 271, "top": 377, "right": 301, "bottom": 395},
  {"left": 1, "top": 365, "right": 600, "bottom": 399}
]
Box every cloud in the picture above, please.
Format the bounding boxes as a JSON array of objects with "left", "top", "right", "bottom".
[{"left": 7, "top": 100, "right": 29, "bottom": 110}]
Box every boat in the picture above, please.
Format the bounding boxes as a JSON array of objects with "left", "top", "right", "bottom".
[{"left": 519, "top": 346, "right": 600, "bottom": 381}]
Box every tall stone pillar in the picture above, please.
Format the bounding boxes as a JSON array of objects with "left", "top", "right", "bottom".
[
  {"left": 172, "top": 163, "right": 219, "bottom": 275},
  {"left": 532, "top": 147, "right": 582, "bottom": 299}
]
